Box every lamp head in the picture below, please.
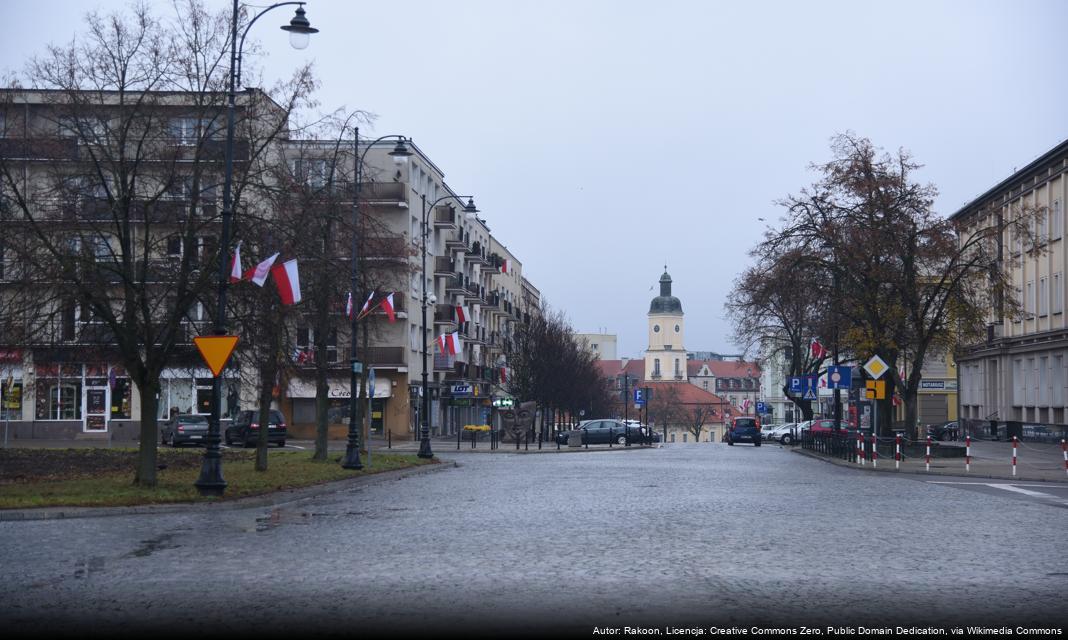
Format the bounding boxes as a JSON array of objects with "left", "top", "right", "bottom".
[
  {"left": 281, "top": 5, "right": 318, "bottom": 50},
  {"left": 463, "top": 197, "right": 479, "bottom": 220},
  {"left": 389, "top": 138, "right": 413, "bottom": 165}
]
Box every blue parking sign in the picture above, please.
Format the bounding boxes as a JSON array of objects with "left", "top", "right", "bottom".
[
  {"left": 789, "top": 377, "right": 803, "bottom": 395},
  {"left": 634, "top": 389, "right": 645, "bottom": 406}
]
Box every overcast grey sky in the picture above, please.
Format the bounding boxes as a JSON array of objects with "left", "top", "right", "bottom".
[{"left": 7, "top": 0, "right": 1068, "bottom": 358}]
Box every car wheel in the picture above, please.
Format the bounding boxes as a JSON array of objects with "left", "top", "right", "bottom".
[
  {"left": 781, "top": 434, "right": 793, "bottom": 446},
  {"left": 161, "top": 432, "right": 167, "bottom": 445},
  {"left": 616, "top": 435, "right": 627, "bottom": 445},
  {"left": 727, "top": 440, "right": 734, "bottom": 446},
  {"left": 754, "top": 439, "right": 761, "bottom": 447},
  {"left": 171, "top": 435, "right": 180, "bottom": 447},
  {"left": 277, "top": 440, "right": 286, "bottom": 448},
  {"left": 224, "top": 433, "right": 233, "bottom": 446}
]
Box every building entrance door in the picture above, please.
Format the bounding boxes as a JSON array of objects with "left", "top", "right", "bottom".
[{"left": 84, "top": 386, "right": 109, "bottom": 432}]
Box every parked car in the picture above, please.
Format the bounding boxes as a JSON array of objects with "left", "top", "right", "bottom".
[
  {"left": 763, "top": 422, "right": 799, "bottom": 445},
  {"left": 926, "top": 420, "right": 959, "bottom": 441},
  {"left": 225, "top": 409, "right": 288, "bottom": 448},
  {"left": 802, "top": 418, "right": 851, "bottom": 435},
  {"left": 160, "top": 414, "right": 209, "bottom": 447},
  {"left": 726, "top": 416, "right": 761, "bottom": 446},
  {"left": 577, "top": 419, "right": 639, "bottom": 445}
]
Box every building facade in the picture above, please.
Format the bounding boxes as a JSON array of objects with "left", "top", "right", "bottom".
[
  {"left": 573, "top": 332, "right": 618, "bottom": 360},
  {"left": 952, "top": 138, "right": 1068, "bottom": 440}
]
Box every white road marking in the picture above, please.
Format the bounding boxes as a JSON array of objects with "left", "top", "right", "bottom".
[
  {"left": 927, "top": 481, "right": 1068, "bottom": 507},
  {"left": 285, "top": 444, "right": 305, "bottom": 450}
]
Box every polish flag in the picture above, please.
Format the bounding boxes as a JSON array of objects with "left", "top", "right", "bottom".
[
  {"left": 229, "top": 242, "right": 243, "bottom": 283},
  {"left": 455, "top": 304, "right": 468, "bottom": 323},
  {"left": 244, "top": 252, "right": 279, "bottom": 287},
  {"left": 810, "top": 337, "right": 827, "bottom": 360},
  {"left": 360, "top": 292, "right": 374, "bottom": 316},
  {"left": 446, "top": 332, "right": 461, "bottom": 355},
  {"left": 499, "top": 259, "right": 510, "bottom": 274},
  {"left": 271, "top": 259, "right": 301, "bottom": 305},
  {"left": 381, "top": 293, "right": 396, "bottom": 323},
  {"left": 345, "top": 292, "right": 354, "bottom": 319},
  {"left": 437, "top": 334, "right": 447, "bottom": 354}
]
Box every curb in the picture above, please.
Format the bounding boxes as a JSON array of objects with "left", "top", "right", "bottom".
[
  {"left": 0, "top": 459, "right": 459, "bottom": 523},
  {"left": 436, "top": 444, "right": 660, "bottom": 454},
  {"left": 790, "top": 447, "right": 1068, "bottom": 484}
]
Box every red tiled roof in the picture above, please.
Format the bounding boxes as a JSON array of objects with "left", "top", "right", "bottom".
[
  {"left": 595, "top": 359, "right": 645, "bottom": 379},
  {"left": 687, "top": 359, "right": 761, "bottom": 378},
  {"left": 642, "top": 381, "right": 724, "bottom": 405}
]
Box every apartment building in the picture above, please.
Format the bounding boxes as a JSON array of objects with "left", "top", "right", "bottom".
[
  {"left": 952, "top": 138, "right": 1068, "bottom": 439},
  {"left": 573, "top": 333, "right": 618, "bottom": 360},
  {"left": 0, "top": 88, "right": 536, "bottom": 441}
]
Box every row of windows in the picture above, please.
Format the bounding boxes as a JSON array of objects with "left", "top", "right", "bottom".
[
  {"left": 1010, "top": 200, "right": 1063, "bottom": 255},
  {"left": 1012, "top": 354, "right": 1068, "bottom": 407},
  {"left": 1020, "top": 272, "right": 1065, "bottom": 319}
]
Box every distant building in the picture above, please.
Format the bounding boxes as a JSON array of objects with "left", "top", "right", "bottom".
[{"left": 573, "top": 333, "right": 617, "bottom": 360}]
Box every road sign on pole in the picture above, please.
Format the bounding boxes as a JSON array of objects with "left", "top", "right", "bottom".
[
  {"left": 802, "top": 375, "right": 818, "bottom": 400},
  {"left": 634, "top": 388, "right": 645, "bottom": 406},
  {"left": 193, "top": 336, "right": 239, "bottom": 377},
  {"left": 827, "top": 365, "right": 852, "bottom": 390},
  {"left": 789, "top": 377, "right": 803, "bottom": 395},
  {"left": 863, "top": 355, "right": 889, "bottom": 379}
]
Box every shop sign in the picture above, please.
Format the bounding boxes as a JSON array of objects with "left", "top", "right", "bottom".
[
  {"left": 492, "top": 397, "right": 514, "bottom": 408},
  {"left": 451, "top": 384, "right": 473, "bottom": 396},
  {"left": 451, "top": 398, "right": 473, "bottom": 407}
]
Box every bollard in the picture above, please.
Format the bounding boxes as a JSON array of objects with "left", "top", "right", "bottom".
[
  {"left": 871, "top": 434, "right": 877, "bottom": 468},
  {"left": 557, "top": 435, "right": 560, "bottom": 451},
  {"left": 1012, "top": 436, "right": 1018, "bottom": 476},
  {"left": 966, "top": 435, "right": 971, "bottom": 473},
  {"left": 457, "top": 427, "right": 461, "bottom": 451},
  {"left": 538, "top": 433, "right": 542, "bottom": 450},
  {"left": 585, "top": 429, "right": 589, "bottom": 449},
  {"left": 472, "top": 429, "right": 476, "bottom": 449},
  {"left": 388, "top": 430, "right": 392, "bottom": 449},
  {"left": 925, "top": 435, "right": 931, "bottom": 472},
  {"left": 895, "top": 433, "right": 901, "bottom": 470},
  {"left": 525, "top": 431, "right": 529, "bottom": 451},
  {"left": 1063, "top": 439, "right": 1067, "bottom": 476},
  {"left": 857, "top": 432, "right": 864, "bottom": 465}
]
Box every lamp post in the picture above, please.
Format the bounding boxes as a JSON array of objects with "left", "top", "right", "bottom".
[
  {"left": 341, "top": 129, "right": 412, "bottom": 469},
  {"left": 418, "top": 193, "right": 478, "bottom": 459},
  {"left": 196, "top": 1, "right": 318, "bottom": 497}
]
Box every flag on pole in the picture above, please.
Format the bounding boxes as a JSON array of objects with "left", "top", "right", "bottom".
[
  {"left": 346, "top": 292, "right": 354, "bottom": 319},
  {"left": 381, "top": 293, "right": 396, "bottom": 323},
  {"left": 810, "top": 337, "right": 827, "bottom": 360},
  {"left": 499, "top": 259, "right": 510, "bottom": 274},
  {"left": 437, "top": 334, "right": 446, "bottom": 354},
  {"left": 271, "top": 259, "right": 301, "bottom": 305},
  {"left": 229, "top": 241, "right": 243, "bottom": 283},
  {"left": 359, "top": 291, "right": 374, "bottom": 317},
  {"left": 455, "top": 304, "right": 468, "bottom": 323},
  {"left": 447, "top": 332, "right": 461, "bottom": 355},
  {"left": 244, "top": 252, "right": 279, "bottom": 286}
]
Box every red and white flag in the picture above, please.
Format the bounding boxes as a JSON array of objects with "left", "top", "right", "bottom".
[
  {"left": 345, "top": 292, "right": 354, "bottom": 319},
  {"left": 499, "top": 259, "right": 510, "bottom": 274},
  {"left": 244, "top": 252, "right": 279, "bottom": 287},
  {"left": 359, "top": 292, "right": 374, "bottom": 317},
  {"left": 271, "top": 259, "right": 301, "bottom": 305},
  {"left": 438, "top": 332, "right": 461, "bottom": 355},
  {"left": 381, "top": 293, "right": 396, "bottom": 323},
  {"left": 500, "top": 367, "right": 507, "bottom": 383},
  {"left": 229, "top": 241, "right": 243, "bottom": 283},
  {"left": 810, "top": 337, "right": 827, "bottom": 360},
  {"left": 455, "top": 304, "right": 468, "bottom": 323}
]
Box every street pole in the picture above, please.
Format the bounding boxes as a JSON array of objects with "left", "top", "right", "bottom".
[
  {"left": 342, "top": 128, "right": 365, "bottom": 470},
  {"left": 196, "top": 0, "right": 318, "bottom": 495},
  {"left": 418, "top": 194, "right": 433, "bottom": 459}
]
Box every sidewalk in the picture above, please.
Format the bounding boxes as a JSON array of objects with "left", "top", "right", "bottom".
[{"left": 794, "top": 438, "right": 1068, "bottom": 483}]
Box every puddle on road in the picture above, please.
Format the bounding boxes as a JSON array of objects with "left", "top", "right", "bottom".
[
  {"left": 254, "top": 508, "right": 334, "bottom": 532},
  {"left": 125, "top": 533, "right": 181, "bottom": 558}
]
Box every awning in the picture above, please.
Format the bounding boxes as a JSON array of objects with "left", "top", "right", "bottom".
[{"left": 287, "top": 378, "right": 392, "bottom": 399}]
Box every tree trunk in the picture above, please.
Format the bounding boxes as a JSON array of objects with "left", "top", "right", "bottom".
[
  {"left": 133, "top": 376, "right": 161, "bottom": 487},
  {"left": 255, "top": 361, "right": 277, "bottom": 472},
  {"left": 313, "top": 366, "right": 329, "bottom": 461}
]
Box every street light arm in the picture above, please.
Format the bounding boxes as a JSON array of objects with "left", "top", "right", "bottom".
[
  {"left": 235, "top": 2, "right": 309, "bottom": 87},
  {"left": 422, "top": 193, "right": 475, "bottom": 224}
]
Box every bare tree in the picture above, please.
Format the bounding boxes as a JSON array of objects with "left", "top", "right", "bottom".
[
  {"left": 683, "top": 403, "right": 717, "bottom": 443},
  {"left": 0, "top": 1, "right": 316, "bottom": 485}
]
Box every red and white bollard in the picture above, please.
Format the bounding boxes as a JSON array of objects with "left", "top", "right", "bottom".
[
  {"left": 857, "top": 431, "right": 864, "bottom": 465},
  {"left": 895, "top": 433, "right": 901, "bottom": 470},
  {"left": 965, "top": 435, "right": 971, "bottom": 473},
  {"left": 1012, "top": 436, "right": 1018, "bottom": 477},
  {"left": 925, "top": 435, "right": 931, "bottom": 472},
  {"left": 1062, "top": 439, "right": 1067, "bottom": 477},
  {"left": 871, "top": 434, "right": 877, "bottom": 468}
]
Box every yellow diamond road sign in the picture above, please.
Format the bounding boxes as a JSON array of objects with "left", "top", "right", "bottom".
[{"left": 863, "top": 355, "right": 889, "bottom": 380}]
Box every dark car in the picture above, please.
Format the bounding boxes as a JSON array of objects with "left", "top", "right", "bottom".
[
  {"left": 225, "top": 409, "right": 287, "bottom": 448},
  {"left": 161, "top": 414, "right": 209, "bottom": 447},
  {"left": 726, "top": 416, "right": 761, "bottom": 446},
  {"left": 926, "top": 421, "right": 959, "bottom": 441},
  {"left": 578, "top": 419, "right": 638, "bottom": 445}
]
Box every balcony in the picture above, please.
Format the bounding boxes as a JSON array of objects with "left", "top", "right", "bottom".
[
  {"left": 364, "top": 235, "right": 409, "bottom": 263},
  {"left": 445, "top": 273, "right": 466, "bottom": 295},
  {"left": 433, "top": 205, "right": 456, "bottom": 230},
  {"left": 434, "top": 303, "right": 458, "bottom": 326},
  {"left": 301, "top": 346, "right": 406, "bottom": 369},
  {"left": 358, "top": 181, "right": 407, "bottom": 205},
  {"left": 483, "top": 291, "right": 500, "bottom": 310},
  {"left": 445, "top": 231, "right": 466, "bottom": 251},
  {"left": 434, "top": 257, "right": 454, "bottom": 276},
  {"left": 467, "top": 241, "right": 490, "bottom": 266}
]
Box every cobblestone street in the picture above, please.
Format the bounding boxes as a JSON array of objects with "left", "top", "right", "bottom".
[{"left": 2, "top": 444, "right": 1066, "bottom": 637}]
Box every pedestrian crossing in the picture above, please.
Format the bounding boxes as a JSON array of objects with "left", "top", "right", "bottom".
[{"left": 926, "top": 480, "right": 1068, "bottom": 508}]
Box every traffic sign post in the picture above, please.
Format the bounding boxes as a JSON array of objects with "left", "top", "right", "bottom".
[
  {"left": 193, "top": 336, "right": 239, "bottom": 377},
  {"left": 634, "top": 388, "right": 645, "bottom": 406},
  {"left": 827, "top": 365, "right": 851, "bottom": 390}
]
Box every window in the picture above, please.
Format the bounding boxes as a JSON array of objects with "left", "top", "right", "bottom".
[
  {"left": 166, "top": 235, "right": 182, "bottom": 257},
  {"left": 702, "top": 380, "right": 709, "bottom": 390},
  {"left": 1054, "top": 273, "right": 1063, "bottom": 314},
  {"left": 674, "top": 359, "right": 680, "bottom": 376},
  {"left": 674, "top": 324, "right": 680, "bottom": 332},
  {"left": 1026, "top": 280, "right": 1034, "bottom": 316},
  {"left": 653, "top": 359, "right": 661, "bottom": 377},
  {"left": 653, "top": 324, "right": 660, "bottom": 333},
  {"left": 34, "top": 365, "right": 83, "bottom": 420},
  {"left": 1, "top": 380, "right": 22, "bottom": 420},
  {"left": 1053, "top": 201, "right": 1063, "bottom": 241},
  {"left": 1040, "top": 276, "right": 1048, "bottom": 316}
]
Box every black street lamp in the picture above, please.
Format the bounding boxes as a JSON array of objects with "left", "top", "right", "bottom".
[
  {"left": 418, "top": 193, "right": 478, "bottom": 459},
  {"left": 342, "top": 129, "right": 412, "bottom": 470},
  {"left": 196, "top": 1, "right": 318, "bottom": 497}
]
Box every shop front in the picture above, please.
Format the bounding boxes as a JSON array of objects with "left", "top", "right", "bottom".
[{"left": 286, "top": 376, "right": 394, "bottom": 440}]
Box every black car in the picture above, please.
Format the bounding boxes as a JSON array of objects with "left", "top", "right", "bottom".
[
  {"left": 161, "top": 414, "right": 209, "bottom": 447},
  {"left": 926, "top": 421, "right": 959, "bottom": 441},
  {"left": 726, "top": 416, "right": 761, "bottom": 446},
  {"left": 578, "top": 419, "right": 638, "bottom": 445},
  {"left": 225, "top": 409, "right": 288, "bottom": 447}
]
